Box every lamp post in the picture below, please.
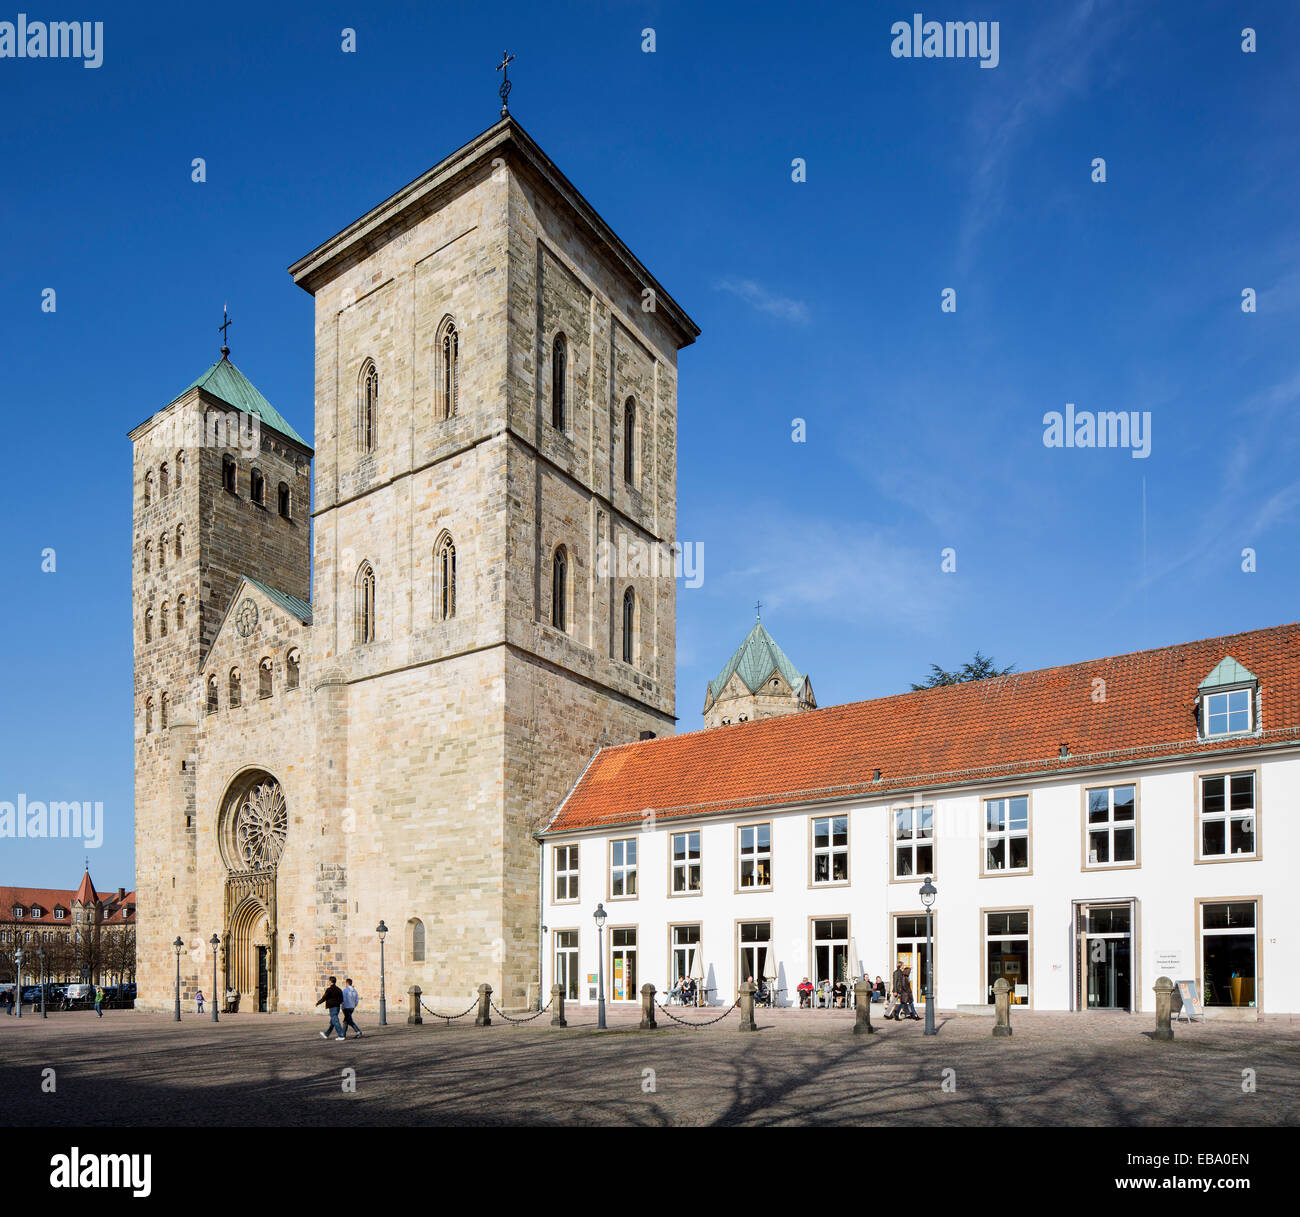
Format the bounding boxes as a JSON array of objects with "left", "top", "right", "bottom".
[
  {"left": 172, "top": 936, "right": 184, "bottom": 1022},
  {"left": 376, "top": 921, "right": 389, "bottom": 1026},
  {"left": 14, "top": 948, "right": 22, "bottom": 1019},
  {"left": 209, "top": 934, "right": 220, "bottom": 1023},
  {"left": 593, "top": 903, "right": 607, "bottom": 1029},
  {"left": 38, "top": 947, "right": 47, "bottom": 1018},
  {"left": 920, "top": 876, "right": 937, "bottom": 1036}
]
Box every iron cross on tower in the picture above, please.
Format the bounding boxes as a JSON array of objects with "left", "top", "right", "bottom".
[
  {"left": 497, "top": 50, "right": 514, "bottom": 117},
  {"left": 219, "top": 305, "right": 232, "bottom": 359}
]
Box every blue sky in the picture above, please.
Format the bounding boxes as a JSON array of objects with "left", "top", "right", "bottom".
[{"left": 2, "top": 0, "right": 1298, "bottom": 888}]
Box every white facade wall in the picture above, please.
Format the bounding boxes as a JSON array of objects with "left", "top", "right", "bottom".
[{"left": 541, "top": 750, "right": 1300, "bottom": 1014}]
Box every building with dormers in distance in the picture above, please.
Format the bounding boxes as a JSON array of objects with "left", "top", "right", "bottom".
[
  {"left": 702, "top": 615, "right": 816, "bottom": 728},
  {"left": 129, "top": 113, "right": 698, "bottom": 1014},
  {"left": 541, "top": 624, "right": 1297, "bottom": 1016},
  {"left": 0, "top": 870, "right": 135, "bottom": 985}
]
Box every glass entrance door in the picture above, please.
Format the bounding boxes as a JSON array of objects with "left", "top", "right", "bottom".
[
  {"left": 1076, "top": 902, "right": 1133, "bottom": 1010},
  {"left": 256, "top": 946, "right": 269, "bottom": 1012},
  {"left": 894, "top": 914, "right": 932, "bottom": 1004},
  {"left": 610, "top": 928, "right": 637, "bottom": 1002}
]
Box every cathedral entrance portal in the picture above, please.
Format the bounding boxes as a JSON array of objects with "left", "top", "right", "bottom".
[{"left": 218, "top": 772, "right": 287, "bottom": 1012}]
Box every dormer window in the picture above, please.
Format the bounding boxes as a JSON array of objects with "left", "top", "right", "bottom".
[
  {"left": 12, "top": 907, "right": 23, "bottom": 918},
  {"left": 1197, "top": 657, "right": 1258, "bottom": 740},
  {"left": 54, "top": 908, "right": 65, "bottom": 920},
  {"left": 30, "top": 907, "right": 40, "bottom": 918}
]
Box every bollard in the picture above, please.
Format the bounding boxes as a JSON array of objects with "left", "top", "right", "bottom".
[
  {"left": 639, "top": 983, "right": 658, "bottom": 1030},
  {"left": 852, "top": 979, "right": 875, "bottom": 1035},
  {"left": 407, "top": 985, "right": 423, "bottom": 1026},
  {"left": 1153, "top": 976, "right": 1175, "bottom": 1041},
  {"left": 992, "top": 977, "right": 1013, "bottom": 1037},
  {"left": 550, "top": 983, "right": 567, "bottom": 1028},
  {"left": 738, "top": 980, "right": 758, "bottom": 1032},
  {"left": 475, "top": 983, "right": 493, "bottom": 1026}
]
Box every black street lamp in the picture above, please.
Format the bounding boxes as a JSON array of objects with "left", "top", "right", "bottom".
[
  {"left": 14, "top": 948, "right": 22, "bottom": 1019},
  {"left": 209, "top": 934, "right": 220, "bottom": 1024},
  {"left": 920, "top": 876, "right": 937, "bottom": 1036},
  {"left": 593, "top": 903, "right": 608, "bottom": 1030},
  {"left": 38, "top": 947, "right": 47, "bottom": 1018},
  {"left": 172, "top": 936, "right": 184, "bottom": 1022},
  {"left": 376, "top": 921, "right": 389, "bottom": 1026}
]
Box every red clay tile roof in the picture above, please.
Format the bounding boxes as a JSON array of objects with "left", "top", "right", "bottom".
[
  {"left": 545, "top": 622, "right": 1300, "bottom": 834},
  {"left": 0, "top": 875, "right": 135, "bottom": 925}
]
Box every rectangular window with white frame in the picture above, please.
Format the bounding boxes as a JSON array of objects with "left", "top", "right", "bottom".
[
  {"left": 1198, "top": 770, "right": 1258, "bottom": 860},
  {"left": 737, "top": 822, "right": 772, "bottom": 889},
  {"left": 1201, "top": 688, "right": 1252, "bottom": 738},
  {"left": 609, "top": 837, "right": 637, "bottom": 898},
  {"left": 811, "top": 814, "right": 849, "bottom": 884},
  {"left": 670, "top": 830, "right": 702, "bottom": 894},
  {"left": 1084, "top": 784, "right": 1137, "bottom": 868},
  {"left": 893, "top": 805, "right": 934, "bottom": 879},
  {"left": 553, "top": 843, "right": 579, "bottom": 903},
  {"left": 984, "top": 795, "right": 1030, "bottom": 874},
  {"left": 1199, "top": 899, "right": 1258, "bottom": 1008},
  {"left": 670, "top": 924, "right": 702, "bottom": 991}
]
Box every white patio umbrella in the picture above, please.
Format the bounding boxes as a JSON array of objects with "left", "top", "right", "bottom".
[
  {"left": 689, "top": 949, "right": 705, "bottom": 1005},
  {"left": 763, "top": 951, "right": 778, "bottom": 1004}
]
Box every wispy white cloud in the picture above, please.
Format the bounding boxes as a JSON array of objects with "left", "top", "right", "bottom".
[
  {"left": 714, "top": 277, "right": 810, "bottom": 324},
  {"left": 959, "top": 0, "right": 1131, "bottom": 270}
]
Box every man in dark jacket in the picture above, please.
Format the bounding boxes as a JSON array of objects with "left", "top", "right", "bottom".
[{"left": 316, "top": 976, "right": 346, "bottom": 1040}]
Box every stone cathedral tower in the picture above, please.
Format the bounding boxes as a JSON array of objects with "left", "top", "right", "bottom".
[{"left": 131, "top": 113, "right": 698, "bottom": 1013}]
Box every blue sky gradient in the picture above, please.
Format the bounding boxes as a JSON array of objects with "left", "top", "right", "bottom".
[{"left": 2, "top": 0, "right": 1298, "bottom": 887}]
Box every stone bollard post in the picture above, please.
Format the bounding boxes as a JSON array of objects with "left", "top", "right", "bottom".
[
  {"left": 640, "top": 983, "right": 658, "bottom": 1030},
  {"left": 852, "top": 980, "right": 875, "bottom": 1035},
  {"left": 550, "top": 983, "right": 567, "bottom": 1028},
  {"left": 1153, "top": 976, "right": 1175, "bottom": 1041},
  {"left": 475, "top": 983, "right": 493, "bottom": 1027},
  {"left": 738, "top": 980, "right": 758, "bottom": 1032},
  {"left": 992, "top": 978, "right": 1013, "bottom": 1037},
  {"left": 407, "top": 985, "right": 422, "bottom": 1026}
]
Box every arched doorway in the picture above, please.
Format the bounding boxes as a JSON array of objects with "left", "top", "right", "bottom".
[{"left": 218, "top": 770, "right": 287, "bottom": 1012}]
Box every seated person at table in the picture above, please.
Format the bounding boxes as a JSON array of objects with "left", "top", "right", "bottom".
[
  {"left": 797, "top": 977, "right": 814, "bottom": 1007},
  {"left": 832, "top": 979, "right": 847, "bottom": 1007},
  {"left": 679, "top": 976, "right": 696, "bottom": 1005},
  {"left": 873, "top": 975, "right": 887, "bottom": 1001}
]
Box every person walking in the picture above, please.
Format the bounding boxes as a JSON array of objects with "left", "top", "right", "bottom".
[
  {"left": 885, "top": 962, "right": 907, "bottom": 1020},
  {"left": 196, "top": 989, "right": 205, "bottom": 1014},
  {"left": 898, "top": 966, "right": 920, "bottom": 1020},
  {"left": 316, "top": 975, "right": 346, "bottom": 1040},
  {"left": 340, "top": 978, "right": 363, "bottom": 1038},
  {"left": 94, "top": 985, "right": 105, "bottom": 1018}
]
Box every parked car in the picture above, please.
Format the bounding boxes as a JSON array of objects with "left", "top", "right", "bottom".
[{"left": 62, "top": 983, "right": 94, "bottom": 1007}]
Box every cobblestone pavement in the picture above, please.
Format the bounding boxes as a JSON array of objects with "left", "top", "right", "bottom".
[{"left": 2, "top": 1005, "right": 1297, "bottom": 1127}]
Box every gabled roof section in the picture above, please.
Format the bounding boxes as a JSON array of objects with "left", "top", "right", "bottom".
[
  {"left": 1199, "top": 657, "right": 1256, "bottom": 689},
  {"left": 288, "top": 115, "right": 699, "bottom": 348},
  {"left": 548, "top": 621, "right": 1300, "bottom": 835},
  {"left": 243, "top": 576, "right": 312, "bottom": 625},
  {"left": 708, "top": 621, "right": 807, "bottom": 703},
  {"left": 169, "top": 356, "right": 311, "bottom": 450},
  {"left": 73, "top": 871, "right": 97, "bottom": 905}
]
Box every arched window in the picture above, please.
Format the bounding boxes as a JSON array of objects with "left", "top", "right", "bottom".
[
  {"left": 623, "top": 397, "right": 637, "bottom": 484},
  {"left": 144, "top": 608, "right": 153, "bottom": 643},
  {"left": 176, "top": 595, "right": 186, "bottom": 629},
  {"left": 160, "top": 692, "right": 169, "bottom": 730},
  {"left": 278, "top": 482, "right": 291, "bottom": 519},
  {"left": 175, "top": 451, "right": 185, "bottom": 490},
  {"left": 160, "top": 600, "right": 169, "bottom": 637},
  {"left": 551, "top": 334, "right": 567, "bottom": 431},
  {"left": 355, "top": 562, "right": 376, "bottom": 645},
  {"left": 286, "top": 648, "right": 301, "bottom": 691},
  {"left": 435, "top": 532, "right": 456, "bottom": 621},
  {"left": 157, "top": 532, "right": 167, "bottom": 570},
  {"left": 229, "top": 667, "right": 242, "bottom": 709},
  {"left": 250, "top": 468, "right": 265, "bottom": 506},
  {"left": 551, "top": 547, "right": 568, "bottom": 633},
  {"left": 437, "top": 317, "right": 459, "bottom": 420},
  {"left": 206, "top": 674, "right": 218, "bottom": 714},
  {"left": 144, "top": 697, "right": 154, "bottom": 734},
  {"left": 358, "top": 360, "right": 378, "bottom": 453},
  {"left": 259, "top": 657, "right": 273, "bottom": 699},
  {"left": 222, "top": 455, "right": 237, "bottom": 494},
  {"left": 175, "top": 524, "right": 184, "bottom": 559},
  {"left": 409, "top": 918, "right": 426, "bottom": 963},
  {"left": 622, "top": 587, "right": 636, "bottom": 664},
  {"left": 159, "top": 462, "right": 169, "bottom": 496},
  {"left": 143, "top": 541, "right": 152, "bottom": 574},
  {"left": 143, "top": 470, "right": 154, "bottom": 506}
]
